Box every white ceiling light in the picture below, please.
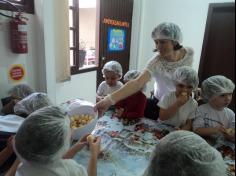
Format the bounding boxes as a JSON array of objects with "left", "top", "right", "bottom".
[{"left": 79, "top": 0, "right": 96, "bottom": 8}]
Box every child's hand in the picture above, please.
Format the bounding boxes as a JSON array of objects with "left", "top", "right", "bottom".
[
  {"left": 176, "top": 93, "right": 189, "bottom": 106},
  {"left": 214, "top": 125, "right": 226, "bottom": 134},
  {"left": 114, "top": 108, "right": 124, "bottom": 118},
  {"left": 222, "top": 128, "right": 235, "bottom": 141},
  {"left": 88, "top": 137, "right": 101, "bottom": 158}
]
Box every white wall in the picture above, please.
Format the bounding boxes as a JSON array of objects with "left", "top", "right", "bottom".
[{"left": 130, "top": 0, "right": 234, "bottom": 95}]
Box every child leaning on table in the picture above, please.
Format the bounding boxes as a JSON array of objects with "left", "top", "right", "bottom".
[
  {"left": 96, "top": 61, "right": 123, "bottom": 103},
  {"left": 13, "top": 106, "right": 101, "bottom": 176},
  {"left": 193, "top": 75, "right": 235, "bottom": 142},
  {"left": 114, "top": 70, "right": 147, "bottom": 124},
  {"left": 157, "top": 66, "right": 199, "bottom": 130}
]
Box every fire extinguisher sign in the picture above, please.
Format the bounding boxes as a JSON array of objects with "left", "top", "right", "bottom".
[{"left": 8, "top": 64, "right": 26, "bottom": 82}]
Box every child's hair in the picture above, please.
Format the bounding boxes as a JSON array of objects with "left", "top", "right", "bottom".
[
  {"left": 172, "top": 66, "right": 199, "bottom": 90},
  {"left": 102, "top": 61, "right": 123, "bottom": 79},
  {"left": 201, "top": 75, "right": 235, "bottom": 102},
  {"left": 14, "top": 92, "right": 52, "bottom": 116},
  {"left": 8, "top": 84, "right": 34, "bottom": 99},
  {"left": 123, "top": 70, "right": 141, "bottom": 82},
  {"left": 14, "top": 106, "right": 70, "bottom": 163}
]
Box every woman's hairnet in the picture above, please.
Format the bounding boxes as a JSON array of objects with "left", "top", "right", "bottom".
[
  {"left": 124, "top": 70, "right": 141, "bottom": 82},
  {"left": 14, "top": 106, "right": 71, "bottom": 163},
  {"left": 102, "top": 61, "right": 123, "bottom": 79},
  {"left": 143, "top": 131, "right": 227, "bottom": 176},
  {"left": 8, "top": 84, "right": 34, "bottom": 99},
  {"left": 201, "top": 75, "right": 235, "bottom": 101},
  {"left": 172, "top": 66, "right": 199, "bottom": 90},
  {"left": 14, "top": 92, "right": 52, "bottom": 116},
  {"left": 152, "top": 22, "right": 183, "bottom": 43}
]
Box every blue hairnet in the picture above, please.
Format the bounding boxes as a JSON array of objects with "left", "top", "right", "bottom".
[
  {"left": 143, "top": 131, "right": 227, "bottom": 176},
  {"left": 201, "top": 75, "right": 235, "bottom": 101},
  {"left": 102, "top": 61, "right": 123, "bottom": 79},
  {"left": 8, "top": 84, "right": 34, "bottom": 99},
  {"left": 14, "top": 106, "right": 71, "bottom": 163},
  {"left": 152, "top": 22, "right": 183, "bottom": 43},
  {"left": 123, "top": 70, "right": 141, "bottom": 82},
  {"left": 14, "top": 92, "right": 52, "bottom": 115},
  {"left": 172, "top": 66, "right": 199, "bottom": 90}
]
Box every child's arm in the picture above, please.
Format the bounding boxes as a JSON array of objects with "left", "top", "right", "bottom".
[
  {"left": 4, "top": 159, "right": 20, "bottom": 176},
  {"left": 159, "top": 93, "right": 188, "bottom": 121},
  {"left": 194, "top": 126, "right": 225, "bottom": 136},
  {"left": 0, "top": 136, "right": 14, "bottom": 166},
  {"left": 63, "top": 135, "right": 88, "bottom": 159},
  {"left": 87, "top": 137, "right": 101, "bottom": 176},
  {"left": 180, "top": 119, "right": 193, "bottom": 131}
]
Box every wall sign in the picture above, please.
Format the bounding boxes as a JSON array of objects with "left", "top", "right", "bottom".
[
  {"left": 8, "top": 64, "right": 26, "bottom": 82},
  {"left": 108, "top": 27, "right": 126, "bottom": 52},
  {"left": 103, "top": 18, "right": 130, "bottom": 28}
]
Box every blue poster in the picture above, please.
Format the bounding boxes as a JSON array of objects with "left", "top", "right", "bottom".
[{"left": 108, "top": 27, "right": 126, "bottom": 52}]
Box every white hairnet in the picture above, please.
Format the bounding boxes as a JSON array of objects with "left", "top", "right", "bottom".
[
  {"left": 143, "top": 131, "right": 227, "bottom": 176},
  {"left": 172, "top": 66, "right": 199, "bottom": 90},
  {"left": 201, "top": 75, "right": 235, "bottom": 101},
  {"left": 124, "top": 70, "right": 141, "bottom": 82},
  {"left": 14, "top": 106, "right": 71, "bottom": 163},
  {"left": 14, "top": 92, "right": 52, "bottom": 116},
  {"left": 8, "top": 84, "right": 34, "bottom": 99},
  {"left": 102, "top": 61, "right": 123, "bottom": 79},
  {"left": 151, "top": 22, "right": 183, "bottom": 43}
]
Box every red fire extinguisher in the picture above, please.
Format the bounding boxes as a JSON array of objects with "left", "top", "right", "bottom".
[{"left": 10, "top": 13, "right": 28, "bottom": 54}]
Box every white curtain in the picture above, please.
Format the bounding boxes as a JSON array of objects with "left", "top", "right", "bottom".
[{"left": 54, "top": 0, "right": 71, "bottom": 82}]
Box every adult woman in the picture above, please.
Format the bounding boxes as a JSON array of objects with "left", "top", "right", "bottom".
[{"left": 95, "top": 22, "right": 194, "bottom": 119}]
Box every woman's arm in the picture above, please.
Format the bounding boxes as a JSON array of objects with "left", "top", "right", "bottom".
[
  {"left": 95, "top": 70, "right": 151, "bottom": 116},
  {"left": 194, "top": 126, "right": 225, "bottom": 137},
  {"left": 0, "top": 136, "right": 14, "bottom": 166},
  {"left": 4, "top": 159, "right": 20, "bottom": 176}
]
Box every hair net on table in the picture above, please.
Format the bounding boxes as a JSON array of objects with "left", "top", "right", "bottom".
[
  {"left": 201, "top": 75, "right": 235, "bottom": 101},
  {"left": 14, "top": 92, "right": 52, "bottom": 116},
  {"left": 172, "top": 66, "right": 199, "bottom": 90},
  {"left": 14, "top": 106, "right": 71, "bottom": 163},
  {"left": 143, "top": 131, "right": 227, "bottom": 176},
  {"left": 151, "top": 22, "right": 183, "bottom": 43},
  {"left": 123, "top": 70, "right": 141, "bottom": 82},
  {"left": 8, "top": 84, "right": 34, "bottom": 99},
  {"left": 102, "top": 61, "right": 123, "bottom": 79}
]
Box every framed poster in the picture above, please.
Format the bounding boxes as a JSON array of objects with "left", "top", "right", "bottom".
[{"left": 108, "top": 27, "right": 126, "bottom": 52}]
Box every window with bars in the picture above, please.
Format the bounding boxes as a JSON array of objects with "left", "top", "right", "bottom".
[
  {"left": 69, "top": 0, "right": 98, "bottom": 75},
  {"left": 0, "top": 0, "right": 34, "bottom": 14}
]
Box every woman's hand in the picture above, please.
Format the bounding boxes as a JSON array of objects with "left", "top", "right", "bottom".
[
  {"left": 176, "top": 93, "right": 189, "bottom": 106},
  {"left": 94, "top": 96, "right": 113, "bottom": 117}
]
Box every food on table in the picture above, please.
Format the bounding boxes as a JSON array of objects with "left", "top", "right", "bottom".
[
  {"left": 70, "top": 114, "right": 94, "bottom": 129},
  {"left": 87, "top": 134, "right": 94, "bottom": 143}
]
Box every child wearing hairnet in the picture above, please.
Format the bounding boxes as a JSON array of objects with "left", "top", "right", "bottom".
[
  {"left": 193, "top": 75, "right": 235, "bottom": 142},
  {"left": 114, "top": 70, "right": 147, "bottom": 125},
  {"left": 0, "top": 92, "right": 52, "bottom": 174},
  {"left": 1, "top": 84, "right": 34, "bottom": 115},
  {"left": 157, "top": 66, "right": 199, "bottom": 130},
  {"left": 143, "top": 131, "right": 227, "bottom": 176},
  {"left": 96, "top": 61, "right": 123, "bottom": 103},
  {"left": 13, "top": 106, "right": 101, "bottom": 176}
]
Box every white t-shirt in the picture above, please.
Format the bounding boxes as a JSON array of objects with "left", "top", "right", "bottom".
[
  {"left": 145, "top": 47, "right": 194, "bottom": 100},
  {"left": 193, "top": 103, "right": 235, "bottom": 131},
  {"left": 157, "top": 91, "right": 198, "bottom": 127},
  {"left": 16, "top": 159, "right": 87, "bottom": 176},
  {"left": 97, "top": 81, "right": 123, "bottom": 96},
  {"left": 0, "top": 114, "right": 25, "bottom": 133}
]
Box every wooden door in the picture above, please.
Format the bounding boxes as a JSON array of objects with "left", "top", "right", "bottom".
[
  {"left": 198, "top": 3, "right": 235, "bottom": 111},
  {"left": 97, "top": 0, "right": 134, "bottom": 87}
]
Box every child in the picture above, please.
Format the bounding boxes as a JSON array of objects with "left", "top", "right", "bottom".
[
  {"left": 193, "top": 75, "right": 235, "bottom": 142},
  {"left": 1, "top": 84, "right": 34, "bottom": 115},
  {"left": 96, "top": 61, "right": 123, "bottom": 102},
  {"left": 114, "top": 70, "right": 147, "bottom": 125},
  {"left": 157, "top": 66, "right": 199, "bottom": 130},
  {"left": 14, "top": 106, "right": 101, "bottom": 176}
]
